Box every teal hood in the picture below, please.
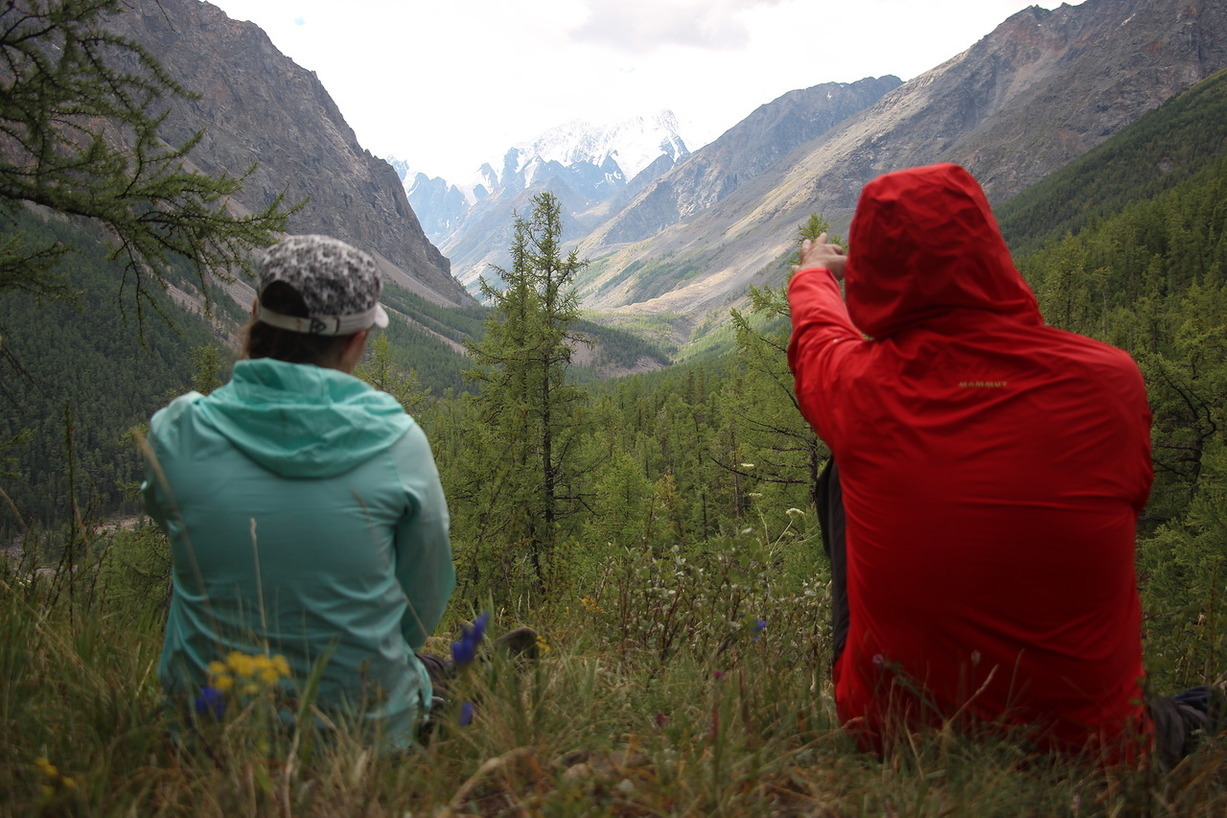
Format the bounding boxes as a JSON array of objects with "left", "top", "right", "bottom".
[{"left": 194, "top": 358, "right": 411, "bottom": 478}]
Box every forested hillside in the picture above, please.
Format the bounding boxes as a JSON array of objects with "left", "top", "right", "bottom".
[
  {"left": 998, "top": 69, "right": 1227, "bottom": 255},
  {"left": 0, "top": 212, "right": 224, "bottom": 526}
]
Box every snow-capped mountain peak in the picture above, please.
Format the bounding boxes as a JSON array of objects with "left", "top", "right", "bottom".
[
  {"left": 392, "top": 111, "right": 691, "bottom": 281},
  {"left": 494, "top": 109, "right": 689, "bottom": 186}
]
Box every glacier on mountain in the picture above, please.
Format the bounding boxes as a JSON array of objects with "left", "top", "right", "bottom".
[{"left": 494, "top": 110, "right": 689, "bottom": 185}]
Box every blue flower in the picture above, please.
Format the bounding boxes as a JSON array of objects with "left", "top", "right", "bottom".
[
  {"left": 458, "top": 701, "right": 475, "bottom": 727},
  {"left": 194, "top": 685, "right": 226, "bottom": 720},
  {"left": 753, "top": 618, "right": 767, "bottom": 639},
  {"left": 473, "top": 610, "right": 490, "bottom": 639},
  {"left": 451, "top": 611, "right": 491, "bottom": 666}
]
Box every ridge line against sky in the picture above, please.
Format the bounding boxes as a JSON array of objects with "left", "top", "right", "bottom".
[{"left": 206, "top": 0, "right": 1088, "bottom": 184}]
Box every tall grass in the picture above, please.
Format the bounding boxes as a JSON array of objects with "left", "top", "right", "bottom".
[{"left": 2, "top": 522, "right": 1225, "bottom": 816}]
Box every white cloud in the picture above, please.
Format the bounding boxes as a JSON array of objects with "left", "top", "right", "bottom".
[{"left": 570, "top": 0, "right": 785, "bottom": 52}]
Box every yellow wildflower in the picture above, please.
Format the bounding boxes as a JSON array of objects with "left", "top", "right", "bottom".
[
  {"left": 34, "top": 756, "right": 76, "bottom": 798},
  {"left": 227, "top": 651, "right": 254, "bottom": 677}
]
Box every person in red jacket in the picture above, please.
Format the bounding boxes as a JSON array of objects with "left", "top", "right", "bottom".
[{"left": 788, "top": 162, "right": 1215, "bottom": 765}]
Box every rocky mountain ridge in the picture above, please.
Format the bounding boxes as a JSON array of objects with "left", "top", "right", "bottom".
[
  {"left": 106, "top": 0, "right": 473, "bottom": 309},
  {"left": 573, "top": 0, "right": 1227, "bottom": 331},
  {"left": 96, "top": 0, "right": 1227, "bottom": 346},
  {"left": 590, "top": 76, "right": 904, "bottom": 248},
  {"left": 400, "top": 112, "right": 691, "bottom": 290}
]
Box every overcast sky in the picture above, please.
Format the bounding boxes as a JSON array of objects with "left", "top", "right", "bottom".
[{"left": 207, "top": 0, "right": 1087, "bottom": 183}]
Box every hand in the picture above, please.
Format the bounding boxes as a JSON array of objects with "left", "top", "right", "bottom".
[{"left": 793, "top": 233, "right": 846, "bottom": 281}]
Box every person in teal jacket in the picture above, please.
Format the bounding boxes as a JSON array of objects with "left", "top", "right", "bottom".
[{"left": 143, "top": 235, "right": 455, "bottom": 749}]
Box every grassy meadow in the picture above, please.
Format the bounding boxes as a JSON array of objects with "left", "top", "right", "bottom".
[{"left": 2, "top": 515, "right": 1225, "bottom": 818}]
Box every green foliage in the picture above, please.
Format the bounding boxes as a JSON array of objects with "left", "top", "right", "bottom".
[
  {"left": 0, "top": 0, "right": 294, "bottom": 314},
  {"left": 571, "top": 317, "right": 671, "bottom": 374},
  {"left": 353, "top": 332, "right": 431, "bottom": 413},
  {"left": 1139, "top": 438, "right": 1227, "bottom": 689},
  {"left": 792, "top": 212, "right": 845, "bottom": 260},
  {"left": 676, "top": 314, "right": 741, "bottom": 363},
  {"left": 94, "top": 522, "right": 172, "bottom": 614},
  {"left": 582, "top": 310, "right": 687, "bottom": 359},
  {"left": 0, "top": 0, "right": 304, "bottom": 531},
  {"left": 379, "top": 313, "right": 477, "bottom": 397},
  {"left": 189, "top": 345, "right": 228, "bottom": 396},
  {"left": 618, "top": 253, "right": 702, "bottom": 305},
  {"left": 458, "top": 192, "right": 591, "bottom": 598},
  {"left": 724, "top": 213, "right": 833, "bottom": 513},
  {"left": 378, "top": 287, "right": 488, "bottom": 345},
  {"left": 0, "top": 211, "right": 218, "bottom": 530},
  {"left": 585, "top": 523, "right": 827, "bottom": 667}
]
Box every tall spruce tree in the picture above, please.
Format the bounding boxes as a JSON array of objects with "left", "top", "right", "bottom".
[
  {"left": 463, "top": 191, "right": 588, "bottom": 594},
  {"left": 0, "top": 0, "right": 291, "bottom": 310}
]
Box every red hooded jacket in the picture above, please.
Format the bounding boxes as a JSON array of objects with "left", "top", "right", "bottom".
[{"left": 787, "top": 164, "right": 1154, "bottom": 759}]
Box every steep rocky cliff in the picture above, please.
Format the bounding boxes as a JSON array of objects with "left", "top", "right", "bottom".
[
  {"left": 107, "top": 0, "right": 472, "bottom": 307},
  {"left": 578, "top": 0, "right": 1227, "bottom": 326}
]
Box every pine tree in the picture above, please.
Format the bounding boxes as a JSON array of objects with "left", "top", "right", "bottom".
[
  {"left": 723, "top": 214, "right": 834, "bottom": 514},
  {"left": 354, "top": 333, "right": 431, "bottom": 414},
  {"left": 0, "top": 0, "right": 292, "bottom": 311},
  {"left": 463, "top": 192, "right": 588, "bottom": 594}
]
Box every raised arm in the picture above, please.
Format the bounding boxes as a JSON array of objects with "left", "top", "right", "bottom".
[{"left": 787, "top": 234, "right": 861, "bottom": 441}]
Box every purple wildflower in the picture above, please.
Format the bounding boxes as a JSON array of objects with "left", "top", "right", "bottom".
[
  {"left": 451, "top": 611, "right": 491, "bottom": 666},
  {"left": 194, "top": 686, "right": 225, "bottom": 720},
  {"left": 458, "top": 701, "right": 475, "bottom": 727},
  {"left": 753, "top": 618, "right": 767, "bottom": 639}
]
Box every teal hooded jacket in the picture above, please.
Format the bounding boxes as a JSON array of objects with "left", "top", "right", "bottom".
[{"left": 143, "top": 358, "right": 454, "bottom": 747}]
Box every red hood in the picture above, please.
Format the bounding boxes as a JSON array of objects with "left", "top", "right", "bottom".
[{"left": 845, "top": 163, "right": 1041, "bottom": 338}]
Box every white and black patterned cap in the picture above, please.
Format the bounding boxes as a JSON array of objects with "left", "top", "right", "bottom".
[{"left": 255, "top": 235, "right": 389, "bottom": 335}]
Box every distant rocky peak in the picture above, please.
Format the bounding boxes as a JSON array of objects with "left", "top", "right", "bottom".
[
  {"left": 386, "top": 157, "right": 413, "bottom": 182},
  {"left": 493, "top": 110, "right": 690, "bottom": 186}
]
